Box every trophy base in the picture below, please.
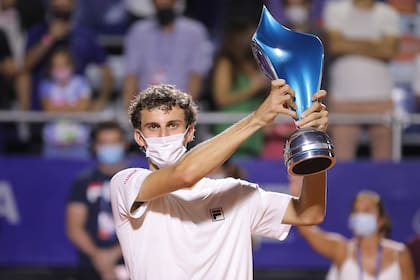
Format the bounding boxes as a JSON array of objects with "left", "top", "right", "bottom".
[{"left": 284, "top": 128, "right": 335, "bottom": 176}]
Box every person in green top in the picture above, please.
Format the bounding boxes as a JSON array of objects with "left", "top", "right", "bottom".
[{"left": 211, "top": 20, "right": 270, "bottom": 158}]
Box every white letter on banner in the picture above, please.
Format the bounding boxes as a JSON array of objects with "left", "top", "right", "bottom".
[{"left": 0, "top": 181, "right": 20, "bottom": 224}]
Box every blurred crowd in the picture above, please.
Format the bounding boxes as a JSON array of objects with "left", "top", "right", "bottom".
[{"left": 0, "top": 0, "right": 419, "bottom": 161}]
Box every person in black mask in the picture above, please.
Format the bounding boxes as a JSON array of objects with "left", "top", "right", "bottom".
[
  {"left": 156, "top": 7, "right": 175, "bottom": 26},
  {"left": 122, "top": 0, "right": 212, "bottom": 110},
  {"left": 18, "top": 0, "right": 113, "bottom": 113},
  {"left": 125, "top": 0, "right": 186, "bottom": 27}
]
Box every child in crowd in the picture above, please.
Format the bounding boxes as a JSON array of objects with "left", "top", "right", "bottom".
[{"left": 39, "top": 48, "right": 91, "bottom": 158}]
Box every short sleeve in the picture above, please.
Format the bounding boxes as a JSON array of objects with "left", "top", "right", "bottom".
[
  {"left": 68, "top": 175, "right": 88, "bottom": 204},
  {"left": 110, "top": 168, "right": 151, "bottom": 219},
  {"left": 243, "top": 181, "right": 292, "bottom": 241}
]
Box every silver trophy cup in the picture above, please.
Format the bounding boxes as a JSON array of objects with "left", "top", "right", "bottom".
[{"left": 251, "top": 5, "right": 335, "bottom": 175}]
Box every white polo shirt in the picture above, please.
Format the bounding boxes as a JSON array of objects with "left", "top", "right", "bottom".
[{"left": 110, "top": 168, "right": 292, "bottom": 280}]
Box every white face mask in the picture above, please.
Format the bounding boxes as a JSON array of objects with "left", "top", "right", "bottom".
[
  {"left": 140, "top": 128, "right": 189, "bottom": 169},
  {"left": 285, "top": 5, "right": 309, "bottom": 26},
  {"left": 348, "top": 213, "right": 378, "bottom": 237}
]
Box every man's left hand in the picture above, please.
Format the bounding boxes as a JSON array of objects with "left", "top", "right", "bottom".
[{"left": 295, "top": 90, "right": 328, "bottom": 132}]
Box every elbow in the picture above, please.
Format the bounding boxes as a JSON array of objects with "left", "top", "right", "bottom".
[
  {"left": 300, "top": 215, "right": 325, "bottom": 227},
  {"left": 309, "top": 208, "right": 326, "bottom": 225},
  {"left": 310, "top": 211, "right": 326, "bottom": 225},
  {"left": 171, "top": 164, "right": 198, "bottom": 189},
  {"left": 299, "top": 208, "right": 326, "bottom": 226}
]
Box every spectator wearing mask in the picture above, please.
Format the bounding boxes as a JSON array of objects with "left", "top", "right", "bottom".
[
  {"left": 323, "top": 0, "right": 400, "bottom": 160},
  {"left": 21, "top": 0, "right": 113, "bottom": 111},
  {"left": 66, "top": 121, "right": 129, "bottom": 280},
  {"left": 297, "top": 190, "right": 414, "bottom": 280},
  {"left": 39, "top": 48, "right": 91, "bottom": 158},
  {"left": 122, "top": 0, "right": 212, "bottom": 108}
]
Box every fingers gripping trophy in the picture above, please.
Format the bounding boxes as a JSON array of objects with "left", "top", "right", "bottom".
[{"left": 251, "top": 5, "right": 335, "bottom": 175}]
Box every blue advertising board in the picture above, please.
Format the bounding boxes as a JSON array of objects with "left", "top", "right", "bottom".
[{"left": 0, "top": 156, "right": 419, "bottom": 269}]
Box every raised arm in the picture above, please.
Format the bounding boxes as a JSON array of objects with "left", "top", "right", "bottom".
[
  {"left": 297, "top": 225, "right": 347, "bottom": 265},
  {"left": 137, "top": 79, "right": 297, "bottom": 202},
  {"left": 284, "top": 171, "right": 326, "bottom": 225},
  {"left": 282, "top": 91, "right": 330, "bottom": 225},
  {"left": 24, "top": 20, "right": 71, "bottom": 71}
]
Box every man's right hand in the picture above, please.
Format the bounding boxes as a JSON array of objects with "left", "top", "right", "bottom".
[{"left": 253, "top": 79, "right": 297, "bottom": 127}]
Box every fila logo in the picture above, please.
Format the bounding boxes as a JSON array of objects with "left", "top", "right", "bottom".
[{"left": 210, "top": 208, "right": 225, "bottom": 222}]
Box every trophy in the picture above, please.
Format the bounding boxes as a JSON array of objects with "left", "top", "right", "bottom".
[{"left": 251, "top": 5, "right": 335, "bottom": 176}]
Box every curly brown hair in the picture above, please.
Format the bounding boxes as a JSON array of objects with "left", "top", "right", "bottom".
[{"left": 128, "top": 84, "right": 198, "bottom": 130}]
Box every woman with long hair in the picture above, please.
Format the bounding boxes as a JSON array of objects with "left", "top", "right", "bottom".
[
  {"left": 298, "top": 190, "right": 414, "bottom": 280},
  {"left": 210, "top": 20, "right": 269, "bottom": 158}
]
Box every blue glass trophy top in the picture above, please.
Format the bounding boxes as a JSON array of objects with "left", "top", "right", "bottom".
[{"left": 251, "top": 5, "right": 324, "bottom": 119}]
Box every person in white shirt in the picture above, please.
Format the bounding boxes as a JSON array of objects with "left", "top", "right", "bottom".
[
  {"left": 323, "top": 0, "right": 400, "bottom": 160},
  {"left": 110, "top": 81, "right": 329, "bottom": 279},
  {"left": 296, "top": 190, "right": 415, "bottom": 280}
]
